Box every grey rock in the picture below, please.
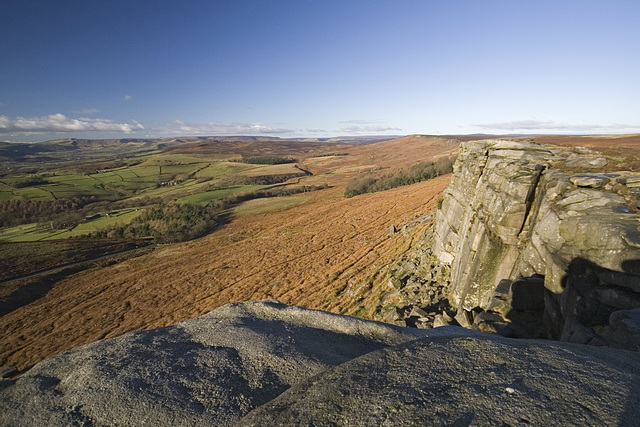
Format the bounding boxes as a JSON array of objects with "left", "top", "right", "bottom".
[
  {"left": 7, "top": 301, "right": 636, "bottom": 426},
  {"left": 432, "top": 312, "right": 453, "bottom": 327},
  {"left": 408, "top": 306, "right": 429, "bottom": 318},
  {"left": 509, "top": 276, "right": 545, "bottom": 312},
  {"left": 569, "top": 174, "right": 610, "bottom": 188},
  {"left": 0, "top": 300, "right": 434, "bottom": 427},
  {"left": 454, "top": 309, "right": 473, "bottom": 328},
  {"left": 239, "top": 333, "right": 640, "bottom": 426},
  {"left": 565, "top": 155, "right": 608, "bottom": 168},
  {"left": 428, "top": 139, "right": 640, "bottom": 343},
  {"left": 604, "top": 308, "right": 640, "bottom": 351},
  {"left": 560, "top": 314, "right": 597, "bottom": 345}
]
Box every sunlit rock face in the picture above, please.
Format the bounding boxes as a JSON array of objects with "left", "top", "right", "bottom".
[{"left": 433, "top": 139, "right": 640, "bottom": 348}]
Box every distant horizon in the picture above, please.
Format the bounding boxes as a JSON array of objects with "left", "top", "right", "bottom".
[{"left": 5, "top": 131, "right": 640, "bottom": 145}]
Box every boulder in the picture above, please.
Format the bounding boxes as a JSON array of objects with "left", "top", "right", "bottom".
[
  {"left": 604, "top": 308, "right": 640, "bottom": 351},
  {"left": 3, "top": 301, "right": 640, "bottom": 426},
  {"left": 0, "top": 300, "right": 434, "bottom": 426},
  {"left": 240, "top": 332, "right": 640, "bottom": 426}
]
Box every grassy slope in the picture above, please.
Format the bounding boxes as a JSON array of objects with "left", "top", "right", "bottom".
[
  {"left": 0, "top": 153, "right": 309, "bottom": 241},
  {"left": 0, "top": 135, "right": 460, "bottom": 370}
]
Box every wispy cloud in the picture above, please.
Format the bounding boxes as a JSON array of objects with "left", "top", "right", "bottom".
[
  {"left": 0, "top": 114, "right": 144, "bottom": 134},
  {"left": 339, "top": 119, "right": 383, "bottom": 125},
  {"left": 74, "top": 108, "right": 100, "bottom": 115},
  {"left": 340, "top": 125, "right": 402, "bottom": 133},
  {"left": 473, "top": 120, "right": 640, "bottom": 133},
  {"left": 156, "top": 120, "right": 293, "bottom": 135},
  {"left": 124, "top": 95, "right": 132, "bottom": 101}
]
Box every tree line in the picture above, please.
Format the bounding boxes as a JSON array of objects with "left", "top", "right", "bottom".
[
  {"left": 0, "top": 196, "right": 162, "bottom": 229},
  {"left": 344, "top": 156, "right": 456, "bottom": 198},
  {"left": 89, "top": 203, "right": 219, "bottom": 243},
  {"left": 89, "top": 184, "right": 329, "bottom": 243},
  {"left": 240, "top": 156, "right": 297, "bottom": 165}
]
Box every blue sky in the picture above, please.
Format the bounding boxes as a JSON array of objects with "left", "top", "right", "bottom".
[{"left": 1, "top": 0, "right": 639, "bottom": 142}]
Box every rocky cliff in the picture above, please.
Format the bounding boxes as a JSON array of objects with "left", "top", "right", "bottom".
[{"left": 431, "top": 139, "right": 640, "bottom": 349}]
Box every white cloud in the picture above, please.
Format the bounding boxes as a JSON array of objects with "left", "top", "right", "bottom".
[
  {"left": 0, "top": 114, "right": 145, "bottom": 134},
  {"left": 124, "top": 95, "right": 132, "bottom": 101},
  {"left": 473, "top": 120, "right": 640, "bottom": 133},
  {"left": 340, "top": 125, "right": 402, "bottom": 133},
  {"left": 156, "top": 120, "right": 293, "bottom": 135}
]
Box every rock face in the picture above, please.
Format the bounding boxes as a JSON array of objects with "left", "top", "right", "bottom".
[
  {"left": 432, "top": 139, "right": 640, "bottom": 348},
  {"left": 2, "top": 300, "right": 640, "bottom": 426}
]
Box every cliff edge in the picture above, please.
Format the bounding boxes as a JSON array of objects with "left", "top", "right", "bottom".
[{"left": 432, "top": 139, "right": 640, "bottom": 348}]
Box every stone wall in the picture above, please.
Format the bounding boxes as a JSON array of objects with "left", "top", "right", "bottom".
[{"left": 432, "top": 139, "right": 640, "bottom": 350}]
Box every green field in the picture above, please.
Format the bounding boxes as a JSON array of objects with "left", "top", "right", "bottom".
[
  {"left": 0, "top": 148, "right": 314, "bottom": 241},
  {"left": 0, "top": 209, "right": 145, "bottom": 242}
]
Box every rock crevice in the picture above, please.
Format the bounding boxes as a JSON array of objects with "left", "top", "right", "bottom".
[{"left": 429, "top": 139, "right": 640, "bottom": 348}]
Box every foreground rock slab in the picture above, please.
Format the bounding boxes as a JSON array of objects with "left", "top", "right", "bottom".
[
  {"left": 2, "top": 300, "right": 640, "bottom": 426},
  {"left": 240, "top": 333, "right": 640, "bottom": 426},
  {"left": 0, "top": 300, "right": 433, "bottom": 426}
]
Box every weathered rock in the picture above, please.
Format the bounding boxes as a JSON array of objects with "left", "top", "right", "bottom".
[
  {"left": 569, "top": 174, "right": 610, "bottom": 188},
  {"left": 603, "top": 308, "right": 640, "bottom": 351},
  {"left": 239, "top": 333, "right": 640, "bottom": 426},
  {"left": 430, "top": 139, "right": 640, "bottom": 346},
  {"left": 0, "top": 300, "right": 434, "bottom": 427},
  {"left": 432, "top": 311, "right": 453, "bottom": 327},
  {"left": 3, "top": 301, "right": 640, "bottom": 426},
  {"left": 454, "top": 309, "right": 473, "bottom": 328},
  {"left": 509, "top": 275, "right": 545, "bottom": 312},
  {"left": 561, "top": 314, "right": 597, "bottom": 345}
]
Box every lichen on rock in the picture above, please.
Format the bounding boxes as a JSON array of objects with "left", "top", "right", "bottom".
[{"left": 415, "top": 139, "right": 640, "bottom": 349}]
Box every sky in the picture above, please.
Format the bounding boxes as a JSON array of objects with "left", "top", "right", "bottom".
[{"left": 1, "top": 0, "right": 639, "bottom": 142}]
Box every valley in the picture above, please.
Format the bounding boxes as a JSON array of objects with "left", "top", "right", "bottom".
[{"left": 0, "top": 135, "right": 457, "bottom": 370}]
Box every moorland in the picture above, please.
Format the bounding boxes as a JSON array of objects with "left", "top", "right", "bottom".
[{"left": 2, "top": 133, "right": 640, "bottom": 372}]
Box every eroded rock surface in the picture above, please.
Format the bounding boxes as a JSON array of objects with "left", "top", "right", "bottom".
[
  {"left": 2, "top": 300, "right": 639, "bottom": 426},
  {"left": 240, "top": 333, "right": 640, "bottom": 426},
  {"left": 0, "top": 300, "right": 433, "bottom": 426},
  {"left": 430, "top": 139, "right": 640, "bottom": 348}
]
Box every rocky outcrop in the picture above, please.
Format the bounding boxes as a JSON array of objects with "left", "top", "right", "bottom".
[
  {"left": 377, "top": 226, "right": 454, "bottom": 328},
  {"left": 241, "top": 331, "right": 640, "bottom": 426},
  {"left": 2, "top": 300, "right": 640, "bottom": 426},
  {"left": 432, "top": 139, "right": 640, "bottom": 348}
]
